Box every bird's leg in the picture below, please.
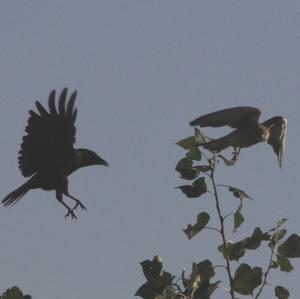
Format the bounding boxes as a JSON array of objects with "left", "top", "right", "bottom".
[
  {"left": 232, "top": 147, "right": 241, "bottom": 162},
  {"left": 62, "top": 201, "right": 78, "bottom": 219},
  {"left": 65, "top": 193, "right": 87, "bottom": 212},
  {"left": 56, "top": 191, "right": 77, "bottom": 219}
]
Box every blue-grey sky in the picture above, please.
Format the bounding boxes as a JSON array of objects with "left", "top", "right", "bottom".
[{"left": 0, "top": 1, "right": 299, "bottom": 298}]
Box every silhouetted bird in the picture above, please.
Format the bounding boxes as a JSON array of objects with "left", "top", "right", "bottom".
[
  {"left": 2, "top": 88, "right": 108, "bottom": 219},
  {"left": 190, "top": 106, "right": 287, "bottom": 167}
]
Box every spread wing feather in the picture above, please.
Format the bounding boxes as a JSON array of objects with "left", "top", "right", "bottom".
[
  {"left": 58, "top": 89, "right": 67, "bottom": 116},
  {"left": 35, "top": 101, "right": 49, "bottom": 116},
  {"left": 48, "top": 90, "right": 58, "bottom": 115},
  {"left": 190, "top": 106, "right": 261, "bottom": 128},
  {"left": 66, "top": 91, "right": 76, "bottom": 117},
  {"left": 263, "top": 116, "right": 288, "bottom": 168},
  {"left": 18, "top": 88, "right": 77, "bottom": 177}
]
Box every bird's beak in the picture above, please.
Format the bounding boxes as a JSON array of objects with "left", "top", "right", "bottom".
[{"left": 96, "top": 156, "right": 109, "bottom": 167}]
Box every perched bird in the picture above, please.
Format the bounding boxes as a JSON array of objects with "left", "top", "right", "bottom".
[
  {"left": 2, "top": 88, "right": 109, "bottom": 219},
  {"left": 190, "top": 106, "right": 287, "bottom": 167}
]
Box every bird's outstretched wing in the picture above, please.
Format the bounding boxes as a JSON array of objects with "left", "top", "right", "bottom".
[
  {"left": 263, "top": 116, "right": 288, "bottom": 168},
  {"left": 190, "top": 106, "right": 261, "bottom": 128},
  {"left": 18, "top": 88, "right": 78, "bottom": 177}
]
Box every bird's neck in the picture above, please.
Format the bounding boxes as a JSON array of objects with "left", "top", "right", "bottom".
[{"left": 259, "top": 124, "right": 270, "bottom": 141}]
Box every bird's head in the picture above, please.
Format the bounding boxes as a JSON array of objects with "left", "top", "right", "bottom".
[
  {"left": 258, "top": 125, "right": 270, "bottom": 142},
  {"left": 75, "top": 148, "right": 109, "bottom": 168}
]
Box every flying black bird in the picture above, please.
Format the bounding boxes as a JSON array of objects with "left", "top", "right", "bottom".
[
  {"left": 190, "top": 106, "right": 287, "bottom": 167},
  {"left": 2, "top": 88, "right": 109, "bottom": 219}
]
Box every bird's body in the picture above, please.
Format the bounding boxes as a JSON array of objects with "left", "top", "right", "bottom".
[
  {"left": 190, "top": 106, "right": 287, "bottom": 167},
  {"left": 2, "top": 88, "right": 108, "bottom": 218}
]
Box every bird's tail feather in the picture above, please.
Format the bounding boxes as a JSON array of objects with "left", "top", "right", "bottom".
[{"left": 2, "top": 181, "right": 31, "bottom": 207}]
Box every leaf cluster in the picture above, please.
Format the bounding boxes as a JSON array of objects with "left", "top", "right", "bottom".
[
  {"left": 137, "top": 131, "right": 300, "bottom": 299},
  {"left": 1, "top": 286, "right": 31, "bottom": 299},
  {"left": 135, "top": 256, "right": 175, "bottom": 299},
  {"left": 136, "top": 130, "right": 300, "bottom": 299},
  {"left": 136, "top": 257, "right": 220, "bottom": 299}
]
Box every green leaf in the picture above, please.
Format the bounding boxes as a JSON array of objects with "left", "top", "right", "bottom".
[
  {"left": 233, "top": 210, "right": 244, "bottom": 233},
  {"left": 271, "top": 261, "right": 279, "bottom": 269},
  {"left": 140, "top": 256, "right": 163, "bottom": 281},
  {"left": 3, "top": 286, "right": 24, "bottom": 299},
  {"left": 278, "top": 234, "right": 300, "bottom": 258},
  {"left": 218, "top": 227, "right": 269, "bottom": 261},
  {"left": 189, "top": 260, "right": 215, "bottom": 284},
  {"left": 185, "top": 260, "right": 218, "bottom": 299},
  {"left": 233, "top": 264, "right": 262, "bottom": 295},
  {"left": 190, "top": 262, "right": 199, "bottom": 280},
  {"left": 273, "top": 229, "right": 287, "bottom": 242},
  {"left": 218, "top": 241, "right": 246, "bottom": 261},
  {"left": 193, "top": 165, "right": 212, "bottom": 172},
  {"left": 220, "top": 185, "right": 253, "bottom": 200},
  {"left": 135, "top": 283, "right": 154, "bottom": 299},
  {"left": 176, "top": 136, "right": 196, "bottom": 150},
  {"left": 177, "top": 177, "right": 207, "bottom": 198},
  {"left": 218, "top": 154, "right": 235, "bottom": 166},
  {"left": 183, "top": 212, "right": 210, "bottom": 239},
  {"left": 186, "top": 146, "right": 202, "bottom": 161},
  {"left": 202, "top": 281, "right": 220, "bottom": 298},
  {"left": 161, "top": 271, "right": 174, "bottom": 285},
  {"left": 246, "top": 227, "right": 270, "bottom": 250},
  {"left": 229, "top": 186, "right": 252, "bottom": 200},
  {"left": 175, "top": 158, "right": 199, "bottom": 180},
  {"left": 190, "top": 274, "right": 201, "bottom": 297},
  {"left": 175, "top": 158, "right": 193, "bottom": 170},
  {"left": 135, "top": 271, "right": 173, "bottom": 299},
  {"left": 276, "top": 254, "right": 294, "bottom": 272},
  {"left": 154, "top": 286, "right": 179, "bottom": 299},
  {"left": 193, "top": 280, "right": 220, "bottom": 299},
  {"left": 277, "top": 218, "right": 288, "bottom": 228},
  {"left": 275, "top": 286, "right": 290, "bottom": 299},
  {"left": 197, "top": 260, "right": 215, "bottom": 281}
]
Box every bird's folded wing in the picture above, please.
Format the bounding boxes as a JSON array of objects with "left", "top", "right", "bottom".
[
  {"left": 263, "top": 116, "right": 288, "bottom": 168},
  {"left": 199, "top": 134, "right": 233, "bottom": 151},
  {"left": 190, "top": 106, "right": 261, "bottom": 128},
  {"left": 18, "top": 88, "right": 77, "bottom": 177}
]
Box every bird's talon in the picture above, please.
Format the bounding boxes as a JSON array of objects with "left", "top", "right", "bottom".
[
  {"left": 80, "top": 205, "right": 87, "bottom": 211},
  {"left": 75, "top": 201, "right": 87, "bottom": 211},
  {"left": 65, "top": 209, "right": 77, "bottom": 219}
]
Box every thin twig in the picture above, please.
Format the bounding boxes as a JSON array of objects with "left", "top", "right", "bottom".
[
  {"left": 210, "top": 157, "right": 235, "bottom": 299},
  {"left": 205, "top": 226, "right": 221, "bottom": 233},
  {"left": 223, "top": 213, "right": 235, "bottom": 220},
  {"left": 201, "top": 150, "right": 211, "bottom": 163},
  {"left": 254, "top": 244, "right": 276, "bottom": 299},
  {"left": 214, "top": 264, "right": 228, "bottom": 270},
  {"left": 200, "top": 170, "right": 212, "bottom": 178}
]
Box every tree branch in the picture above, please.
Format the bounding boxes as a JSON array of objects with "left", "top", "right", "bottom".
[
  {"left": 254, "top": 243, "right": 276, "bottom": 299},
  {"left": 210, "top": 159, "right": 235, "bottom": 299}
]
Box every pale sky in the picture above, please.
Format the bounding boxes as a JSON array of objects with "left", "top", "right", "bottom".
[{"left": 0, "top": 1, "right": 299, "bottom": 298}]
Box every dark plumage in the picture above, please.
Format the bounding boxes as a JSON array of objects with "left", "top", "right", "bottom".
[
  {"left": 190, "top": 106, "right": 287, "bottom": 167},
  {"left": 2, "top": 88, "right": 108, "bottom": 219}
]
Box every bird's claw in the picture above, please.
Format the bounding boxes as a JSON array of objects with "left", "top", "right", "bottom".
[
  {"left": 65, "top": 208, "right": 77, "bottom": 219},
  {"left": 72, "top": 200, "right": 87, "bottom": 212},
  {"left": 232, "top": 147, "right": 240, "bottom": 163},
  {"left": 64, "top": 200, "right": 87, "bottom": 220}
]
